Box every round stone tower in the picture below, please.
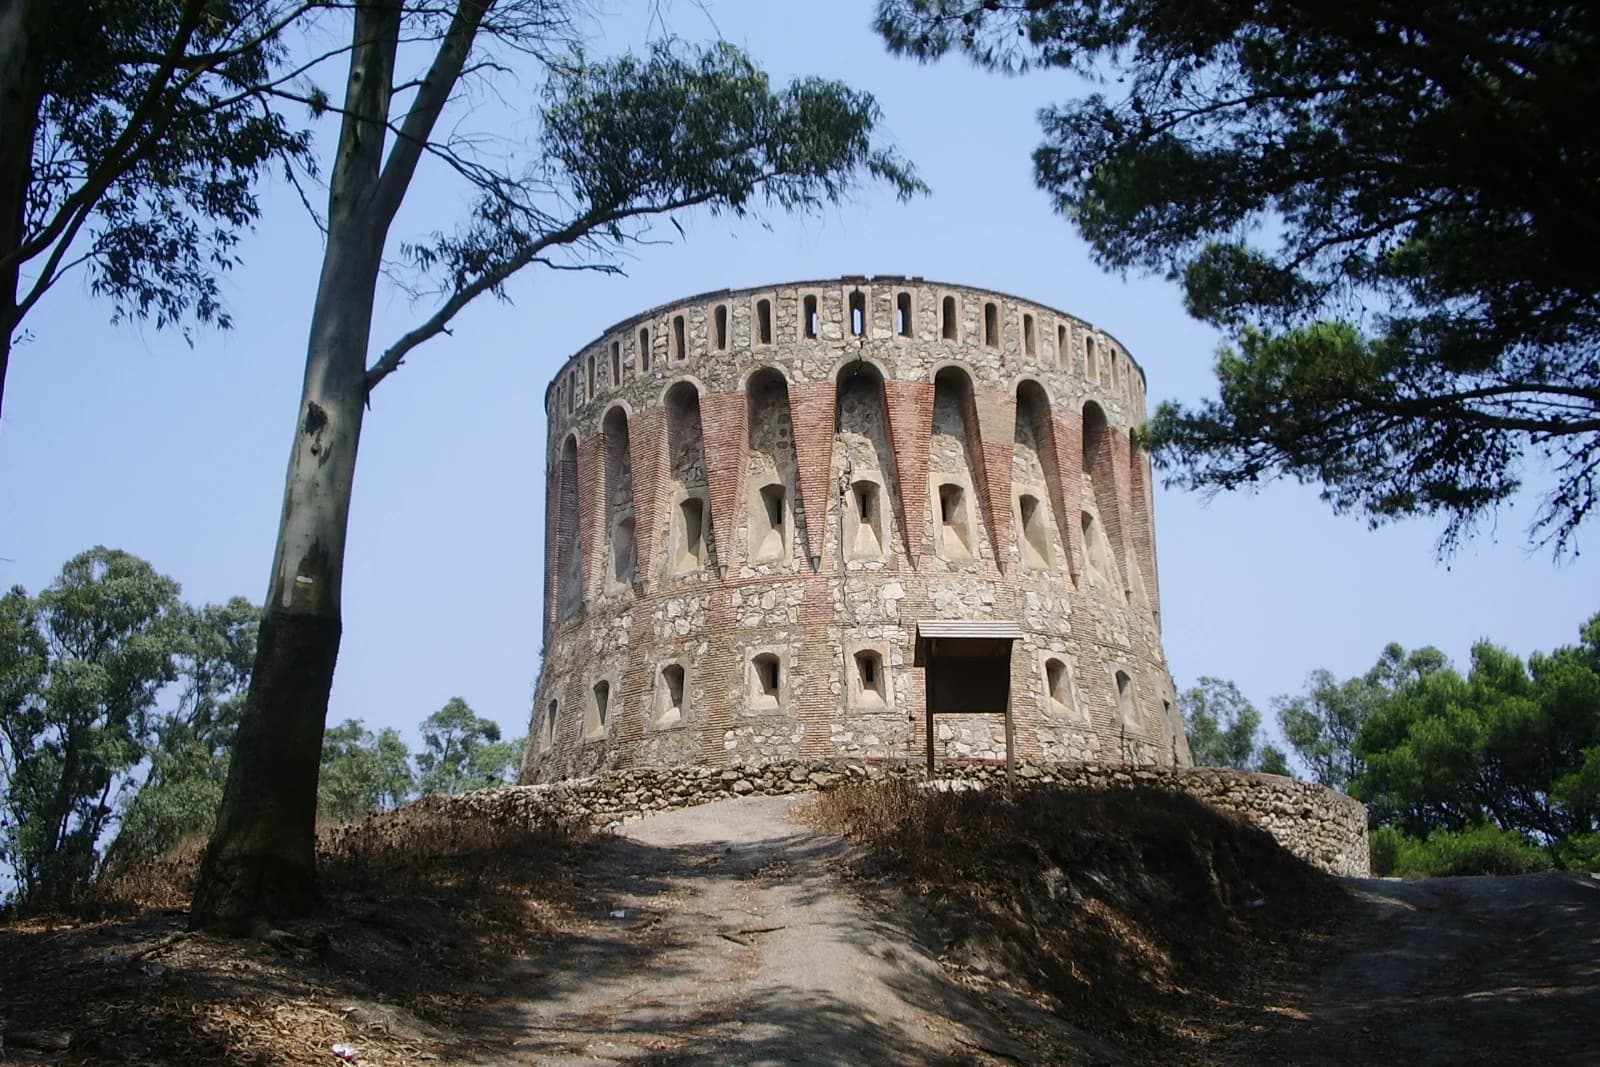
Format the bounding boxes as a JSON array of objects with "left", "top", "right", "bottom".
[{"left": 523, "top": 277, "right": 1191, "bottom": 782}]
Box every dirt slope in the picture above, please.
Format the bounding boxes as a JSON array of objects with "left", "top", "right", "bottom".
[
  {"left": 1225, "top": 871, "right": 1600, "bottom": 1067},
  {"left": 459, "top": 793, "right": 1039, "bottom": 1066},
  {"left": 4, "top": 791, "right": 1597, "bottom": 1066}
]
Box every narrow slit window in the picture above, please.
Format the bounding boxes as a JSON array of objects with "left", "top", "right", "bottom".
[
  {"left": 847, "top": 479, "right": 884, "bottom": 558},
  {"left": 941, "top": 296, "right": 957, "bottom": 340},
  {"left": 1023, "top": 314, "right": 1037, "bottom": 357},
  {"left": 657, "top": 664, "right": 686, "bottom": 726},
  {"left": 984, "top": 302, "right": 999, "bottom": 347},
  {"left": 1116, "top": 670, "right": 1138, "bottom": 729},
  {"left": 676, "top": 497, "right": 706, "bottom": 572},
  {"left": 587, "top": 680, "right": 610, "bottom": 738},
  {"left": 542, "top": 700, "right": 557, "bottom": 749},
  {"left": 610, "top": 341, "right": 621, "bottom": 384},
  {"left": 1086, "top": 336, "right": 1097, "bottom": 382},
  {"left": 1057, "top": 324, "right": 1068, "bottom": 368},
  {"left": 612, "top": 515, "right": 635, "bottom": 584},
  {"left": 804, "top": 295, "right": 819, "bottom": 338},
  {"left": 757, "top": 299, "right": 773, "bottom": 344},
  {"left": 751, "top": 653, "right": 781, "bottom": 708},
  {"left": 638, "top": 327, "right": 650, "bottom": 372},
  {"left": 854, "top": 649, "right": 886, "bottom": 705},
  {"left": 752, "top": 482, "right": 788, "bottom": 563},
  {"left": 586, "top": 355, "right": 595, "bottom": 400},
  {"left": 849, "top": 289, "right": 866, "bottom": 336},
  {"left": 714, "top": 305, "right": 728, "bottom": 349},
  {"left": 938, "top": 482, "right": 971, "bottom": 558},
  {"left": 1019, "top": 493, "right": 1050, "bottom": 568},
  {"left": 672, "top": 314, "right": 686, "bottom": 361},
  {"left": 896, "top": 292, "right": 912, "bottom": 337},
  {"left": 1045, "top": 658, "right": 1071, "bottom": 711}
]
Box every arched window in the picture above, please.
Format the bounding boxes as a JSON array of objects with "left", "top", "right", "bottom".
[
  {"left": 756, "top": 299, "right": 773, "bottom": 344},
  {"left": 751, "top": 653, "right": 782, "bottom": 708},
  {"left": 849, "top": 289, "right": 866, "bottom": 336},
  {"left": 941, "top": 295, "right": 957, "bottom": 340},
  {"left": 896, "top": 292, "right": 913, "bottom": 337}
]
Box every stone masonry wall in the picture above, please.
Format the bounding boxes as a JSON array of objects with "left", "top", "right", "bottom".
[
  {"left": 459, "top": 761, "right": 1370, "bottom": 878},
  {"left": 527, "top": 278, "right": 1191, "bottom": 783}
]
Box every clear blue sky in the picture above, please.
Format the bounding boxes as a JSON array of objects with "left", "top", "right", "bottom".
[{"left": 1, "top": 1, "right": 1592, "bottom": 751}]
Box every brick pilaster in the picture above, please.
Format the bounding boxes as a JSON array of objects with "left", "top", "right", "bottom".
[
  {"left": 974, "top": 386, "right": 1016, "bottom": 574},
  {"left": 699, "top": 390, "right": 747, "bottom": 577},
  {"left": 577, "top": 433, "right": 606, "bottom": 601},
  {"left": 788, "top": 380, "right": 838, "bottom": 569},
  {"left": 883, "top": 379, "right": 933, "bottom": 565},
  {"left": 1053, "top": 406, "right": 1086, "bottom": 585},
  {"left": 628, "top": 406, "right": 667, "bottom": 592}
]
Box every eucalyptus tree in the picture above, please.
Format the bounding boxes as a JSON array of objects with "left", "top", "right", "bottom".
[
  {"left": 192, "top": 0, "right": 923, "bottom": 928},
  {"left": 0, "top": 0, "right": 319, "bottom": 424},
  {"left": 876, "top": 1, "right": 1600, "bottom": 552}
]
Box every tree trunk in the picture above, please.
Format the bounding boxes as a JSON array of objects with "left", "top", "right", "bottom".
[
  {"left": 191, "top": 1, "right": 401, "bottom": 932},
  {"left": 0, "top": 0, "right": 42, "bottom": 427}
]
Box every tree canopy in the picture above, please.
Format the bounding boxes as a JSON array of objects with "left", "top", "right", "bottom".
[
  {"left": 1179, "top": 677, "right": 1288, "bottom": 775},
  {"left": 876, "top": 0, "right": 1600, "bottom": 552},
  {"left": 0, "top": 0, "right": 316, "bottom": 422}
]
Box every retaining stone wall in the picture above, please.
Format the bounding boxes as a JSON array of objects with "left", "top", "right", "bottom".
[{"left": 445, "top": 759, "right": 1369, "bottom": 877}]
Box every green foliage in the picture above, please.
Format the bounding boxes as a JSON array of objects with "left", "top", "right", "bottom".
[
  {"left": 1355, "top": 621, "right": 1600, "bottom": 849},
  {"left": 875, "top": 1, "right": 1600, "bottom": 552},
  {"left": 319, "top": 719, "right": 415, "bottom": 824},
  {"left": 393, "top": 35, "right": 927, "bottom": 353},
  {"left": 1275, "top": 645, "right": 1446, "bottom": 792},
  {"left": 1270, "top": 612, "right": 1600, "bottom": 872},
  {"left": 107, "top": 597, "right": 260, "bottom": 868},
  {"left": 0, "top": 548, "right": 183, "bottom": 906},
  {"left": 1370, "top": 824, "right": 1553, "bottom": 879},
  {"left": 4, "top": 0, "right": 315, "bottom": 346},
  {"left": 1179, "top": 677, "right": 1288, "bottom": 774},
  {"left": 415, "top": 697, "right": 520, "bottom": 797}
]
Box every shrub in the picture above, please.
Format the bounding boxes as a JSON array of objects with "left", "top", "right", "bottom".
[{"left": 1380, "top": 824, "right": 1552, "bottom": 878}]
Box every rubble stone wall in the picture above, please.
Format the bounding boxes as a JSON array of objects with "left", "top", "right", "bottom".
[{"left": 471, "top": 760, "right": 1369, "bottom": 877}]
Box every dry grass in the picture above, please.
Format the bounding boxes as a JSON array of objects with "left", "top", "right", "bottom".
[
  {"left": 807, "top": 780, "right": 1347, "bottom": 1059},
  {"left": 0, "top": 792, "right": 602, "bottom": 1065}
]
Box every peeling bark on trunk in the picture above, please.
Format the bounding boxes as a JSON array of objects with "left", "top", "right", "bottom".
[{"left": 0, "top": 0, "right": 42, "bottom": 426}]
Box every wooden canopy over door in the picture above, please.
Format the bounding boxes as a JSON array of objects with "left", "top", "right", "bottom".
[{"left": 913, "top": 620, "right": 1025, "bottom": 784}]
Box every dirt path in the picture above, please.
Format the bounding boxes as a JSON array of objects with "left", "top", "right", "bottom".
[
  {"left": 1230, "top": 871, "right": 1600, "bottom": 1066},
  {"left": 459, "top": 794, "right": 1024, "bottom": 1066},
  {"left": 447, "top": 794, "right": 1600, "bottom": 1067}
]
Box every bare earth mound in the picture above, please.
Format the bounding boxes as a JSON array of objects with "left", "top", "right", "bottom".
[{"left": 3, "top": 784, "right": 1597, "bottom": 1065}]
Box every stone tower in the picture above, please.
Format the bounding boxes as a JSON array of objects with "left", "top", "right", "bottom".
[{"left": 523, "top": 277, "right": 1191, "bottom": 781}]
